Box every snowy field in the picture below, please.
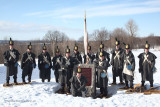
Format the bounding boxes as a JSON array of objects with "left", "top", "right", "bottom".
[{"left": 0, "top": 49, "right": 160, "bottom": 107}]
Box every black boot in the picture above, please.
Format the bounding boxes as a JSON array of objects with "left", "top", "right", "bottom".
[
  {"left": 14, "top": 79, "right": 18, "bottom": 85},
  {"left": 6, "top": 80, "right": 10, "bottom": 86},
  {"left": 130, "top": 81, "right": 133, "bottom": 89},
  {"left": 125, "top": 81, "right": 128, "bottom": 87},
  {"left": 66, "top": 86, "right": 71, "bottom": 95},
  {"left": 22, "top": 78, "right": 27, "bottom": 84},
  {"left": 42, "top": 79, "right": 45, "bottom": 82},
  {"left": 28, "top": 79, "right": 31, "bottom": 83},
  {"left": 100, "top": 87, "right": 103, "bottom": 94},
  {"left": 141, "top": 81, "right": 145, "bottom": 87},
  {"left": 123, "top": 81, "right": 129, "bottom": 89},
  {"left": 60, "top": 84, "right": 65, "bottom": 94},
  {"left": 150, "top": 81, "right": 153, "bottom": 88},
  {"left": 28, "top": 77, "right": 31, "bottom": 83},
  {"left": 140, "top": 81, "right": 145, "bottom": 92},
  {"left": 48, "top": 79, "right": 50, "bottom": 82},
  {"left": 56, "top": 78, "right": 58, "bottom": 83}
]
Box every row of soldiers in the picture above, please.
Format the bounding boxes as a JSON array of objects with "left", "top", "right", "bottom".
[{"left": 3, "top": 38, "right": 157, "bottom": 97}]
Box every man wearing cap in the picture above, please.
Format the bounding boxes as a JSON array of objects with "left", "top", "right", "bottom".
[
  {"left": 59, "top": 46, "right": 79, "bottom": 94},
  {"left": 111, "top": 38, "right": 124, "bottom": 85},
  {"left": 21, "top": 42, "right": 36, "bottom": 83},
  {"left": 69, "top": 66, "right": 88, "bottom": 97},
  {"left": 123, "top": 43, "right": 135, "bottom": 89},
  {"left": 38, "top": 43, "right": 52, "bottom": 82},
  {"left": 71, "top": 44, "right": 82, "bottom": 64},
  {"left": 96, "top": 41, "right": 110, "bottom": 63},
  {"left": 94, "top": 52, "right": 109, "bottom": 97},
  {"left": 138, "top": 41, "right": 157, "bottom": 88},
  {"left": 3, "top": 38, "right": 20, "bottom": 86},
  {"left": 52, "top": 46, "right": 63, "bottom": 83},
  {"left": 84, "top": 44, "right": 95, "bottom": 64}
]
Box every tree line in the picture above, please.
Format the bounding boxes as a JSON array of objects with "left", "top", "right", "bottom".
[{"left": 0, "top": 19, "right": 160, "bottom": 64}]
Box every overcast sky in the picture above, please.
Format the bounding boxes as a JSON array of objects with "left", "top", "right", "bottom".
[{"left": 0, "top": 0, "right": 160, "bottom": 40}]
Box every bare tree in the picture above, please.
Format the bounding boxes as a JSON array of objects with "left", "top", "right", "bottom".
[
  {"left": 111, "top": 28, "right": 128, "bottom": 48},
  {"left": 125, "top": 19, "right": 138, "bottom": 48},
  {"left": 125, "top": 19, "right": 138, "bottom": 37},
  {"left": 43, "top": 30, "right": 69, "bottom": 56},
  {"left": 91, "top": 28, "right": 109, "bottom": 41}
]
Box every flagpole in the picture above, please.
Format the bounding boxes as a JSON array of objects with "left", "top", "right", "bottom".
[{"left": 84, "top": 11, "right": 88, "bottom": 55}]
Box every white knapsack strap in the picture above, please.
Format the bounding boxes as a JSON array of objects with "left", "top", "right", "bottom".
[
  {"left": 114, "top": 51, "right": 120, "bottom": 60},
  {"left": 143, "top": 54, "right": 151, "bottom": 65},
  {"left": 9, "top": 51, "right": 16, "bottom": 60}
]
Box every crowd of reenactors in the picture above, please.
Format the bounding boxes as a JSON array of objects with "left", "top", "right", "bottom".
[{"left": 3, "top": 37, "right": 157, "bottom": 98}]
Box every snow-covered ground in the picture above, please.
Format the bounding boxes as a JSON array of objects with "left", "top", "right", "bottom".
[{"left": 0, "top": 49, "right": 160, "bottom": 107}]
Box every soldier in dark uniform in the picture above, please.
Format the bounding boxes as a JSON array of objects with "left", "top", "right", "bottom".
[
  {"left": 38, "top": 43, "right": 52, "bottom": 82},
  {"left": 123, "top": 43, "right": 135, "bottom": 89},
  {"left": 59, "top": 46, "right": 79, "bottom": 94},
  {"left": 111, "top": 38, "right": 124, "bottom": 85},
  {"left": 138, "top": 41, "right": 157, "bottom": 88},
  {"left": 94, "top": 52, "right": 109, "bottom": 97},
  {"left": 83, "top": 44, "right": 95, "bottom": 64},
  {"left": 71, "top": 44, "right": 82, "bottom": 64},
  {"left": 21, "top": 42, "right": 36, "bottom": 83},
  {"left": 3, "top": 38, "right": 20, "bottom": 85},
  {"left": 96, "top": 41, "right": 110, "bottom": 63},
  {"left": 52, "top": 46, "right": 63, "bottom": 83},
  {"left": 70, "top": 66, "right": 88, "bottom": 97}
]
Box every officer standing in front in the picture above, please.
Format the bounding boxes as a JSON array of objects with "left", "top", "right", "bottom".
[{"left": 94, "top": 52, "right": 109, "bottom": 97}]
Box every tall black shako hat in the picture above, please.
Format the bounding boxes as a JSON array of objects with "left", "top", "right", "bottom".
[
  {"left": 74, "top": 44, "right": 78, "bottom": 51},
  {"left": 9, "top": 38, "right": 14, "bottom": 45},
  {"left": 145, "top": 41, "right": 150, "bottom": 49},
  {"left": 88, "top": 43, "right": 91, "bottom": 50},
  {"left": 65, "top": 46, "right": 70, "bottom": 53},
  {"left": 99, "top": 51, "right": 104, "bottom": 57},
  {"left": 42, "top": 43, "right": 47, "bottom": 50},
  {"left": 28, "top": 42, "right": 32, "bottom": 50},
  {"left": 123, "top": 42, "right": 130, "bottom": 49},
  {"left": 100, "top": 41, "right": 104, "bottom": 49},
  {"left": 115, "top": 38, "right": 120, "bottom": 46},
  {"left": 55, "top": 46, "right": 60, "bottom": 53}
]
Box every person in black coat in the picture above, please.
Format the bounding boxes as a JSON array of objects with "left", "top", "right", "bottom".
[
  {"left": 70, "top": 66, "right": 88, "bottom": 97},
  {"left": 83, "top": 44, "right": 95, "bottom": 64},
  {"left": 122, "top": 43, "right": 135, "bottom": 89},
  {"left": 3, "top": 38, "right": 20, "bottom": 85},
  {"left": 38, "top": 43, "right": 52, "bottom": 82},
  {"left": 94, "top": 52, "right": 109, "bottom": 97},
  {"left": 21, "top": 42, "right": 36, "bottom": 83},
  {"left": 71, "top": 44, "right": 82, "bottom": 64},
  {"left": 110, "top": 38, "right": 124, "bottom": 85},
  {"left": 138, "top": 41, "right": 157, "bottom": 88},
  {"left": 52, "top": 46, "right": 63, "bottom": 83}
]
